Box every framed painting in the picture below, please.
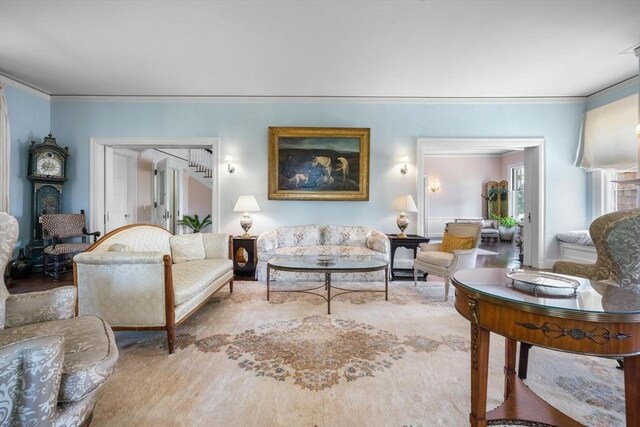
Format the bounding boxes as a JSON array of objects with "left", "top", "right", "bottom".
[{"left": 268, "top": 127, "right": 370, "bottom": 201}]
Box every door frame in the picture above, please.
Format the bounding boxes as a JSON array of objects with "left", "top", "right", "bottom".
[
  {"left": 416, "top": 137, "right": 546, "bottom": 268},
  {"left": 90, "top": 137, "right": 220, "bottom": 236}
]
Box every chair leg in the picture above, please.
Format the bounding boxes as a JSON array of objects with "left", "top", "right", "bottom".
[
  {"left": 53, "top": 254, "right": 61, "bottom": 280},
  {"left": 444, "top": 274, "right": 451, "bottom": 301},
  {"left": 413, "top": 266, "right": 417, "bottom": 286}
]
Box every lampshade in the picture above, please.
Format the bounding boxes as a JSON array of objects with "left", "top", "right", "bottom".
[
  {"left": 391, "top": 195, "right": 418, "bottom": 212},
  {"left": 233, "top": 195, "right": 260, "bottom": 212}
]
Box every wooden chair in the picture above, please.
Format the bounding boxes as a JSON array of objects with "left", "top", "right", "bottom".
[{"left": 41, "top": 209, "right": 100, "bottom": 279}]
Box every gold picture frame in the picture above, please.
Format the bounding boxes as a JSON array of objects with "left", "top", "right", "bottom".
[{"left": 268, "top": 126, "right": 370, "bottom": 201}]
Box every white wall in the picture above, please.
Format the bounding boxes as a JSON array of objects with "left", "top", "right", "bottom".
[{"left": 425, "top": 155, "right": 501, "bottom": 219}]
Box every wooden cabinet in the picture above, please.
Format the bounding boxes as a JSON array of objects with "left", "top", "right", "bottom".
[{"left": 232, "top": 236, "right": 257, "bottom": 279}]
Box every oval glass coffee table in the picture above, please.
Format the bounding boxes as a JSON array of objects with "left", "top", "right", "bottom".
[{"left": 266, "top": 256, "right": 389, "bottom": 314}]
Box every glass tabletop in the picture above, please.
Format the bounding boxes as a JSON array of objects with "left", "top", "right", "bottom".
[
  {"left": 268, "top": 255, "right": 387, "bottom": 272},
  {"left": 452, "top": 268, "right": 640, "bottom": 318}
]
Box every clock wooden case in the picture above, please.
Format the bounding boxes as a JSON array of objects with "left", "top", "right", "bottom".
[{"left": 27, "top": 134, "right": 69, "bottom": 269}]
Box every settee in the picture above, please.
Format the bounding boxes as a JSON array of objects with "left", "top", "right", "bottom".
[
  {"left": 74, "top": 224, "right": 234, "bottom": 353},
  {"left": 454, "top": 218, "right": 499, "bottom": 242},
  {"left": 256, "top": 224, "right": 390, "bottom": 282}
]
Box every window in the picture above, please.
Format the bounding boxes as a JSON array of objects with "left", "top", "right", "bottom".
[
  {"left": 511, "top": 165, "right": 525, "bottom": 221},
  {"left": 605, "top": 170, "right": 638, "bottom": 213}
]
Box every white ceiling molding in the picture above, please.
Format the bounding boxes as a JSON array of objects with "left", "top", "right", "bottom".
[
  {"left": 0, "top": 74, "right": 50, "bottom": 101},
  {"left": 49, "top": 95, "right": 587, "bottom": 105},
  {"left": 586, "top": 75, "right": 639, "bottom": 102}
]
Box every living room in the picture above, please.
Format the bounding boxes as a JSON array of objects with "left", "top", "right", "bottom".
[{"left": 1, "top": 1, "right": 640, "bottom": 426}]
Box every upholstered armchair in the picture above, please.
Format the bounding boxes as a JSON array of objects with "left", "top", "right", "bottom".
[
  {"left": 552, "top": 208, "right": 640, "bottom": 289},
  {"left": 41, "top": 210, "right": 100, "bottom": 279},
  {"left": 0, "top": 212, "right": 118, "bottom": 426},
  {"left": 413, "top": 222, "right": 482, "bottom": 300},
  {"left": 519, "top": 208, "right": 640, "bottom": 378}
]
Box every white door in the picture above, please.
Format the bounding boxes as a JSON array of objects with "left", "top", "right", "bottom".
[
  {"left": 105, "top": 148, "right": 135, "bottom": 233},
  {"left": 154, "top": 157, "right": 183, "bottom": 233},
  {"left": 523, "top": 146, "right": 540, "bottom": 266}
]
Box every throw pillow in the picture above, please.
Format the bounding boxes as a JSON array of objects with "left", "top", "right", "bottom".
[
  {"left": 441, "top": 232, "right": 475, "bottom": 254},
  {"left": 170, "top": 233, "right": 206, "bottom": 264}
]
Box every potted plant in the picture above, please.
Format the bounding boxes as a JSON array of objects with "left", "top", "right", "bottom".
[
  {"left": 498, "top": 216, "right": 518, "bottom": 242},
  {"left": 178, "top": 214, "right": 212, "bottom": 233}
]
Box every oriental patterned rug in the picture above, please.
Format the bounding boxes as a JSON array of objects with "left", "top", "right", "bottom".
[{"left": 92, "top": 280, "right": 626, "bottom": 426}]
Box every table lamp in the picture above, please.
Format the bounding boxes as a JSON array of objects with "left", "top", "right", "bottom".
[
  {"left": 391, "top": 194, "right": 418, "bottom": 238},
  {"left": 233, "top": 195, "right": 260, "bottom": 238}
]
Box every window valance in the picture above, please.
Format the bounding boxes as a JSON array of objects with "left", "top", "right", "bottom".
[{"left": 577, "top": 93, "right": 639, "bottom": 170}]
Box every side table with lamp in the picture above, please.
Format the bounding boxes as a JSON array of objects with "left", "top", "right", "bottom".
[
  {"left": 232, "top": 195, "right": 261, "bottom": 279},
  {"left": 389, "top": 195, "right": 430, "bottom": 281}
]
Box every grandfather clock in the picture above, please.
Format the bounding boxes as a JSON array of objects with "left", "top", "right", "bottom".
[{"left": 26, "top": 133, "right": 69, "bottom": 270}]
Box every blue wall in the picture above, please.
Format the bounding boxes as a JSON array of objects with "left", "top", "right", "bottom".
[
  {"left": 5, "top": 85, "right": 50, "bottom": 252},
  {"left": 4, "top": 81, "right": 589, "bottom": 263},
  {"left": 49, "top": 98, "right": 586, "bottom": 261}
]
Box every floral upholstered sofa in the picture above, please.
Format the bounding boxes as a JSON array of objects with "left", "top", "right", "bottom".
[{"left": 256, "top": 224, "right": 390, "bottom": 281}]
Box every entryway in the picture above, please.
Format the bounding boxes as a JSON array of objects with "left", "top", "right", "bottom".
[{"left": 89, "top": 137, "right": 220, "bottom": 236}]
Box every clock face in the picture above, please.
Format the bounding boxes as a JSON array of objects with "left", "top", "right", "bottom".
[{"left": 35, "top": 151, "right": 63, "bottom": 177}]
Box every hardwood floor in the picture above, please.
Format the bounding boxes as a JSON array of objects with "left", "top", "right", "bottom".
[
  {"left": 5, "top": 271, "right": 73, "bottom": 294},
  {"left": 476, "top": 240, "right": 524, "bottom": 269}
]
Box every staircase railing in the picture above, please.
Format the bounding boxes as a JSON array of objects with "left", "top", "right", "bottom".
[{"left": 188, "top": 149, "right": 213, "bottom": 178}]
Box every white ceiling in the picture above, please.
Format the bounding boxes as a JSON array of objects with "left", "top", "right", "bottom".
[{"left": 1, "top": 0, "right": 638, "bottom": 98}]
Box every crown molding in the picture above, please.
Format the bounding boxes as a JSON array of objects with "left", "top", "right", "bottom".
[
  {"left": 0, "top": 73, "right": 50, "bottom": 100},
  {"left": 586, "top": 75, "right": 639, "bottom": 101},
  {"left": 50, "top": 94, "right": 586, "bottom": 105}
]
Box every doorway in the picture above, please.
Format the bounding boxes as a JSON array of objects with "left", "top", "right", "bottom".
[
  {"left": 416, "top": 138, "right": 545, "bottom": 268},
  {"left": 90, "top": 137, "right": 220, "bottom": 236}
]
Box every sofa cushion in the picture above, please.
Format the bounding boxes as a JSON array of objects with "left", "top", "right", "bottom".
[
  {"left": 276, "top": 225, "right": 322, "bottom": 248},
  {"left": 441, "top": 232, "right": 475, "bottom": 254},
  {"left": 482, "top": 219, "right": 497, "bottom": 229},
  {"left": 170, "top": 233, "right": 206, "bottom": 264},
  {"left": 172, "top": 259, "right": 233, "bottom": 305},
  {"left": 324, "top": 225, "right": 371, "bottom": 246},
  {"left": 0, "top": 316, "right": 118, "bottom": 403}
]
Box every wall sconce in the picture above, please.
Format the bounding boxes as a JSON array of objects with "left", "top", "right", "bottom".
[
  {"left": 429, "top": 181, "right": 440, "bottom": 192},
  {"left": 225, "top": 155, "right": 235, "bottom": 173},
  {"left": 400, "top": 156, "right": 409, "bottom": 175}
]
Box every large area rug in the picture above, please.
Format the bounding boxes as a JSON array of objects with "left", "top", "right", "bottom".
[{"left": 93, "top": 280, "right": 626, "bottom": 426}]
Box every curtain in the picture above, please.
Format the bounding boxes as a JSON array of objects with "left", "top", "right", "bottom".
[
  {"left": 577, "top": 93, "right": 639, "bottom": 170},
  {"left": 0, "top": 84, "right": 10, "bottom": 213}
]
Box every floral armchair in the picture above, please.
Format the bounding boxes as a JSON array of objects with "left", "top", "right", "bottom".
[
  {"left": 0, "top": 212, "right": 118, "bottom": 426},
  {"left": 519, "top": 208, "right": 640, "bottom": 378}
]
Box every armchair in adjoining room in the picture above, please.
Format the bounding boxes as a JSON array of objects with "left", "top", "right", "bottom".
[
  {"left": 413, "top": 222, "right": 482, "bottom": 300},
  {"left": 0, "top": 211, "right": 118, "bottom": 426},
  {"left": 41, "top": 210, "right": 100, "bottom": 279}
]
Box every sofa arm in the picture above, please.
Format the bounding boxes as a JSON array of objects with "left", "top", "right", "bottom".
[
  {"left": 257, "top": 230, "right": 278, "bottom": 254},
  {"left": 5, "top": 287, "right": 76, "bottom": 328},
  {"left": 74, "top": 252, "right": 169, "bottom": 327},
  {"left": 367, "top": 231, "right": 390, "bottom": 254}
]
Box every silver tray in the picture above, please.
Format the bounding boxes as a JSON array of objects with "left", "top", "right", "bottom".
[{"left": 506, "top": 271, "right": 580, "bottom": 298}]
